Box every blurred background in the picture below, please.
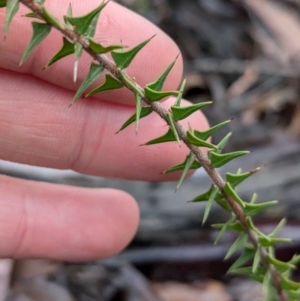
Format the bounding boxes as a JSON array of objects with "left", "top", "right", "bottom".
[{"left": 2, "top": 0, "right": 300, "bottom": 300}]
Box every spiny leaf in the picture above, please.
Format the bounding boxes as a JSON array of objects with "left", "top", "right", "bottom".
[
  {"left": 225, "top": 233, "right": 248, "bottom": 260},
  {"left": 163, "top": 155, "right": 201, "bottom": 174},
  {"left": 186, "top": 131, "right": 218, "bottom": 149},
  {"left": 212, "top": 221, "right": 243, "bottom": 233},
  {"left": 288, "top": 290, "right": 300, "bottom": 301},
  {"left": 5, "top": 0, "right": 19, "bottom": 34},
  {"left": 42, "top": 6, "right": 62, "bottom": 28},
  {"left": 226, "top": 167, "right": 261, "bottom": 188},
  {"left": 223, "top": 182, "right": 245, "bottom": 207},
  {"left": 216, "top": 132, "right": 232, "bottom": 153},
  {"left": 73, "top": 63, "right": 104, "bottom": 102},
  {"left": 214, "top": 216, "right": 235, "bottom": 244},
  {"left": 190, "top": 185, "right": 214, "bottom": 202},
  {"left": 202, "top": 185, "right": 219, "bottom": 225},
  {"left": 65, "top": 3, "right": 72, "bottom": 27},
  {"left": 46, "top": 37, "right": 74, "bottom": 67},
  {"left": 145, "top": 86, "right": 179, "bottom": 102},
  {"left": 259, "top": 236, "right": 291, "bottom": 247},
  {"left": 176, "top": 153, "right": 196, "bottom": 191},
  {"left": 229, "top": 247, "right": 255, "bottom": 271},
  {"left": 20, "top": 22, "right": 51, "bottom": 65},
  {"left": 0, "top": 0, "right": 6, "bottom": 8},
  {"left": 112, "top": 35, "right": 154, "bottom": 69},
  {"left": 116, "top": 107, "right": 152, "bottom": 133},
  {"left": 64, "top": 1, "right": 107, "bottom": 35},
  {"left": 147, "top": 56, "right": 178, "bottom": 91},
  {"left": 166, "top": 112, "right": 180, "bottom": 145},
  {"left": 244, "top": 201, "right": 278, "bottom": 216},
  {"left": 134, "top": 91, "right": 142, "bottom": 131},
  {"left": 281, "top": 276, "right": 300, "bottom": 290},
  {"left": 209, "top": 150, "right": 249, "bottom": 168},
  {"left": 85, "top": 74, "right": 123, "bottom": 97},
  {"left": 89, "top": 38, "right": 123, "bottom": 54},
  {"left": 174, "top": 79, "right": 186, "bottom": 107},
  {"left": 267, "top": 255, "right": 295, "bottom": 273},
  {"left": 229, "top": 266, "right": 265, "bottom": 283},
  {"left": 144, "top": 128, "right": 177, "bottom": 145},
  {"left": 252, "top": 249, "right": 261, "bottom": 273},
  {"left": 193, "top": 119, "right": 231, "bottom": 141},
  {"left": 24, "top": 12, "right": 43, "bottom": 20},
  {"left": 269, "top": 218, "right": 286, "bottom": 238},
  {"left": 171, "top": 101, "right": 212, "bottom": 121}
]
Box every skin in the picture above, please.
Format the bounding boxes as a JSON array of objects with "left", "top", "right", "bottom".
[{"left": 0, "top": 0, "right": 209, "bottom": 261}]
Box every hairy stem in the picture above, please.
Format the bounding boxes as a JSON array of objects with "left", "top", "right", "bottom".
[{"left": 17, "top": 1, "right": 288, "bottom": 300}]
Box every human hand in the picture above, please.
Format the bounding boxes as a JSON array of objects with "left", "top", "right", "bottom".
[{"left": 0, "top": 0, "right": 209, "bottom": 261}]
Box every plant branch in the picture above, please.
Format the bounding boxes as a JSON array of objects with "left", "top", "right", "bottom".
[{"left": 17, "top": 1, "right": 288, "bottom": 300}]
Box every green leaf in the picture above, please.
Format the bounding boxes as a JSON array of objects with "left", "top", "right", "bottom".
[
  {"left": 174, "top": 79, "right": 186, "bottom": 107},
  {"left": 24, "top": 12, "right": 43, "bottom": 20},
  {"left": 244, "top": 201, "right": 278, "bottom": 216},
  {"left": 212, "top": 221, "right": 243, "bottom": 233},
  {"left": 209, "top": 151, "right": 249, "bottom": 168},
  {"left": 116, "top": 107, "right": 152, "bottom": 133},
  {"left": 65, "top": 3, "right": 73, "bottom": 27},
  {"left": 259, "top": 236, "right": 291, "bottom": 247},
  {"left": 225, "top": 233, "right": 248, "bottom": 260},
  {"left": 42, "top": 6, "right": 62, "bottom": 28},
  {"left": 223, "top": 182, "right": 245, "bottom": 207},
  {"left": 163, "top": 155, "right": 201, "bottom": 174},
  {"left": 229, "top": 266, "right": 265, "bottom": 283},
  {"left": 46, "top": 37, "right": 74, "bottom": 67},
  {"left": 64, "top": 1, "right": 107, "bottom": 35},
  {"left": 144, "top": 128, "right": 177, "bottom": 145},
  {"left": 214, "top": 216, "right": 235, "bottom": 244},
  {"left": 134, "top": 91, "right": 143, "bottom": 131},
  {"left": 226, "top": 167, "right": 261, "bottom": 188},
  {"left": 267, "top": 255, "right": 295, "bottom": 273},
  {"left": 147, "top": 56, "right": 178, "bottom": 91},
  {"left": 85, "top": 74, "right": 123, "bottom": 97},
  {"left": 202, "top": 185, "right": 219, "bottom": 225},
  {"left": 145, "top": 86, "right": 179, "bottom": 102},
  {"left": 216, "top": 132, "right": 232, "bottom": 153},
  {"left": 89, "top": 38, "right": 123, "bottom": 54},
  {"left": 171, "top": 101, "right": 212, "bottom": 121},
  {"left": 229, "top": 247, "right": 255, "bottom": 271},
  {"left": 252, "top": 249, "right": 261, "bottom": 273},
  {"left": 4, "top": 0, "right": 19, "bottom": 34},
  {"left": 0, "top": 0, "right": 6, "bottom": 8},
  {"left": 193, "top": 119, "right": 231, "bottom": 141},
  {"left": 20, "top": 22, "right": 51, "bottom": 65},
  {"left": 281, "top": 276, "right": 300, "bottom": 290},
  {"left": 112, "top": 36, "right": 154, "bottom": 69},
  {"left": 186, "top": 130, "right": 218, "bottom": 149},
  {"left": 166, "top": 112, "right": 180, "bottom": 145},
  {"left": 73, "top": 63, "right": 104, "bottom": 102},
  {"left": 176, "top": 153, "right": 196, "bottom": 191},
  {"left": 190, "top": 186, "right": 214, "bottom": 202},
  {"left": 34, "top": 0, "right": 46, "bottom": 4},
  {"left": 269, "top": 218, "right": 286, "bottom": 237},
  {"left": 288, "top": 290, "right": 300, "bottom": 301}
]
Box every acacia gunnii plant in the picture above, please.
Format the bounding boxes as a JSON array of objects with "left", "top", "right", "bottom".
[{"left": 1, "top": 1, "right": 300, "bottom": 300}]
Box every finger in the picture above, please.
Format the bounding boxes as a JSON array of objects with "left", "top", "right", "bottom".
[
  {"left": 0, "top": 1, "right": 183, "bottom": 105},
  {"left": 0, "top": 175, "right": 139, "bottom": 261},
  {"left": 0, "top": 70, "right": 209, "bottom": 180}
]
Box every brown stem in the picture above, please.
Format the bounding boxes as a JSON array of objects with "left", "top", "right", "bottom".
[{"left": 17, "top": 1, "right": 288, "bottom": 300}]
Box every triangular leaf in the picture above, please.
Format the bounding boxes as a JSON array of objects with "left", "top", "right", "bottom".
[
  {"left": 166, "top": 112, "right": 180, "bottom": 145},
  {"left": 73, "top": 63, "right": 104, "bottom": 102},
  {"left": 267, "top": 255, "right": 295, "bottom": 273},
  {"left": 5, "top": 0, "right": 19, "bottom": 34},
  {"left": 259, "top": 236, "right": 291, "bottom": 247},
  {"left": 0, "top": 0, "right": 6, "bottom": 8},
  {"left": 144, "top": 128, "right": 177, "bottom": 145},
  {"left": 214, "top": 216, "right": 235, "bottom": 244},
  {"left": 20, "top": 22, "right": 52, "bottom": 65},
  {"left": 194, "top": 119, "right": 231, "bottom": 141},
  {"left": 64, "top": 1, "right": 107, "bottom": 35},
  {"left": 244, "top": 201, "right": 278, "bottom": 216},
  {"left": 269, "top": 218, "right": 286, "bottom": 238},
  {"left": 216, "top": 132, "right": 232, "bottom": 153},
  {"left": 145, "top": 86, "right": 179, "bottom": 102},
  {"left": 225, "top": 233, "right": 248, "bottom": 260},
  {"left": 176, "top": 153, "right": 196, "bottom": 190},
  {"left": 147, "top": 56, "right": 178, "bottom": 91},
  {"left": 212, "top": 221, "right": 243, "bottom": 233},
  {"left": 229, "top": 247, "right": 255, "bottom": 271},
  {"left": 209, "top": 150, "right": 249, "bottom": 168},
  {"left": 202, "top": 185, "right": 219, "bottom": 224},
  {"left": 163, "top": 155, "right": 201, "bottom": 174},
  {"left": 281, "top": 276, "right": 300, "bottom": 290},
  {"left": 186, "top": 130, "right": 218, "bottom": 149},
  {"left": 226, "top": 167, "right": 261, "bottom": 188},
  {"left": 171, "top": 101, "right": 212, "bottom": 121},
  {"left": 190, "top": 185, "right": 214, "bottom": 202},
  {"left": 24, "top": 12, "right": 43, "bottom": 20},
  {"left": 288, "top": 290, "right": 300, "bottom": 301},
  {"left": 46, "top": 37, "right": 74, "bottom": 67},
  {"left": 42, "top": 6, "right": 62, "bottom": 28},
  {"left": 229, "top": 266, "right": 265, "bottom": 283},
  {"left": 174, "top": 79, "right": 186, "bottom": 107},
  {"left": 112, "top": 36, "right": 153, "bottom": 69},
  {"left": 134, "top": 91, "right": 142, "bottom": 131},
  {"left": 116, "top": 107, "right": 152, "bottom": 133},
  {"left": 85, "top": 74, "right": 123, "bottom": 97},
  {"left": 223, "top": 182, "right": 245, "bottom": 207},
  {"left": 89, "top": 38, "right": 123, "bottom": 54}
]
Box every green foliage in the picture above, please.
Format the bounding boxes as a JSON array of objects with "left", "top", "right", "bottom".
[
  {"left": 209, "top": 150, "right": 249, "bottom": 168},
  {"left": 4, "top": 0, "right": 19, "bottom": 34},
  {"left": 144, "top": 128, "right": 178, "bottom": 145},
  {"left": 0, "top": 0, "right": 6, "bottom": 8},
  {"left": 20, "top": 22, "right": 51, "bottom": 65},
  {"left": 89, "top": 38, "right": 123, "bottom": 54},
  {"left": 171, "top": 101, "right": 212, "bottom": 121},
  {"left": 186, "top": 130, "right": 218, "bottom": 149},
  {"left": 144, "top": 86, "right": 179, "bottom": 102},
  {"left": 163, "top": 154, "right": 201, "bottom": 174}
]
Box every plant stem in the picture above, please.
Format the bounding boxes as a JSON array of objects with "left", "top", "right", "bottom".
[{"left": 17, "top": 1, "right": 288, "bottom": 300}]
